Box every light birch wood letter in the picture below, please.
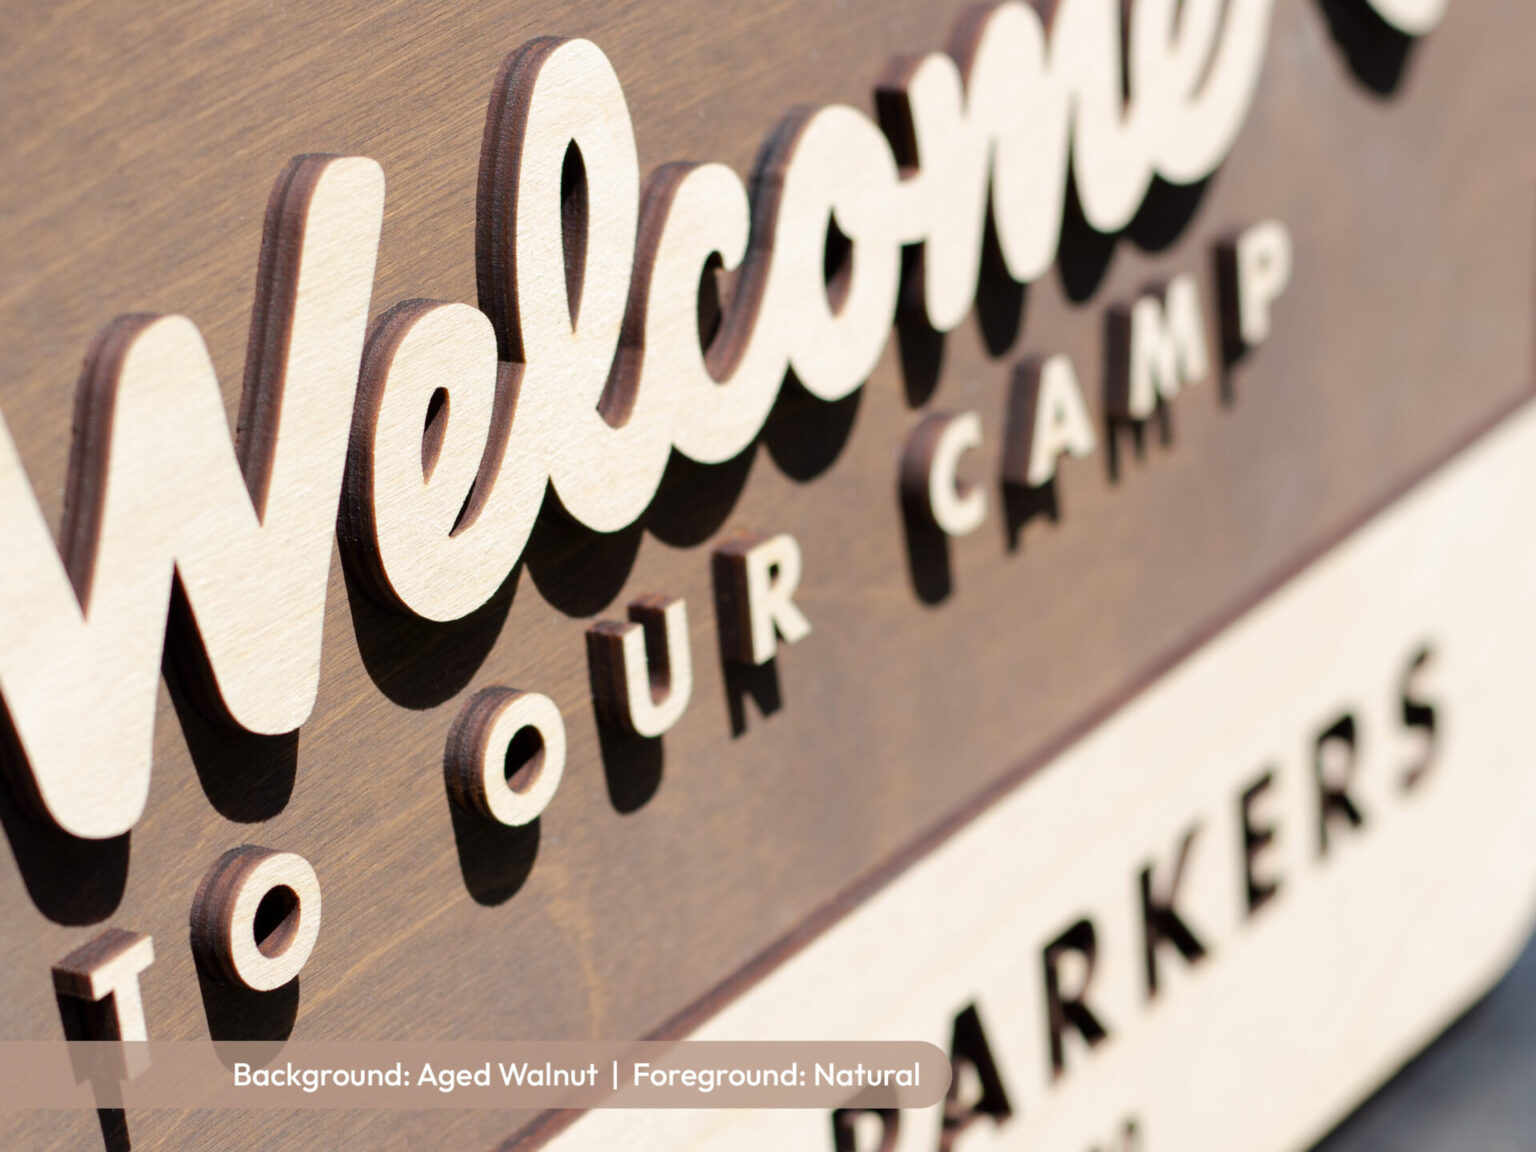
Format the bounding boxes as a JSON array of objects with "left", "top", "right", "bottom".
[
  {"left": 1003, "top": 355, "right": 1098, "bottom": 488},
  {"left": 445, "top": 687, "right": 567, "bottom": 826},
  {"left": 714, "top": 533, "right": 812, "bottom": 666},
  {"left": 0, "top": 154, "right": 383, "bottom": 839},
  {"left": 1106, "top": 275, "right": 1209, "bottom": 421},
  {"left": 1219, "top": 219, "right": 1294, "bottom": 352},
  {"left": 1149, "top": 0, "right": 1277, "bottom": 185},
  {"left": 755, "top": 105, "right": 905, "bottom": 402},
  {"left": 629, "top": 162, "right": 762, "bottom": 466},
  {"left": 878, "top": 0, "right": 1270, "bottom": 325},
  {"left": 1048, "top": 0, "right": 1159, "bottom": 234},
  {"left": 586, "top": 595, "right": 694, "bottom": 737},
  {"left": 191, "top": 846, "right": 323, "bottom": 992},
  {"left": 352, "top": 6, "right": 1280, "bottom": 626},
  {"left": 1365, "top": 0, "right": 1449, "bottom": 35},
  {"left": 52, "top": 929, "right": 155, "bottom": 1043},
  {"left": 341, "top": 300, "right": 503, "bottom": 621},
  {"left": 877, "top": 2, "right": 1069, "bottom": 330},
  {"left": 1057, "top": 0, "right": 1274, "bottom": 230},
  {"left": 957, "top": 3, "right": 1073, "bottom": 286},
  {"left": 478, "top": 37, "right": 652, "bottom": 535},
  {"left": 902, "top": 412, "right": 988, "bottom": 537}
]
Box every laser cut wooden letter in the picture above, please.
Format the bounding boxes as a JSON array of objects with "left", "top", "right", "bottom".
[
  {"left": 587, "top": 596, "right": 694, "bottom": 737},
  {"left": 0, "top": 154, "right": 383, "bottom": 839},
  {"left": 445, "top": 687, "right": 567, "bottom": 827},
  {"left": 1365, "top": 0, "right": 1450, "bottom": 35},
  {"left": 52, "top": 929, "right": 155, "bottom": 1043},
  {"left": 902, "top": 412, "right": 987, "bottom": 537},
  {"left": 1106, "top": 275, "right": 1210, "bottom": 421},
  {"left": 1003, "top": 354, "right": 1098, "bottom": 488},
  {"left": 714, "top": 533, "right": 813, "bottom": 666},
  {"left": 1218, "top": 219, "right": 1294, "bottom": 353},
  {"left": 192, "top": 847, "right": 323, "bottom": 992},
  {"left": 341, "top": 300, "right": 504, "bottom": 622}
]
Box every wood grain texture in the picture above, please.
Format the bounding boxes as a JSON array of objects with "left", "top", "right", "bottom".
[
  {"left": 340, "top": 297, "right": 505, "bottom": 622},
  {"left": 0, "top": 0, "right": 1531, "bottom": 1149}
]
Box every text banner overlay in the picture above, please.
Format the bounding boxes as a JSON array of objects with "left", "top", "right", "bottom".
[{"left": 0, "top": 1041, "right": 947, "bottom": 1111}]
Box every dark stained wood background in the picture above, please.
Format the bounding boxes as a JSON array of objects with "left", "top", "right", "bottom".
[{"left": 1, "top": 1, "right": 1533, "bottom": 1148}]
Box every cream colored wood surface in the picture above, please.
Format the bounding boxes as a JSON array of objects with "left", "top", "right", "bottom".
[
  {"left": 543, "top": 399, "right": 1536, "bottom": 1152},
  {"left": 480, "top": 37, "right": 651, "bottom": 536},
  {"left": 878, "top": 3, "right": 1067, "bottom": 327},
  {"left": 341, "top": 299, "right": 503, "bottom": 622},
  {"left": 632, "top": 162, "right": 758, "bottom": 465}
]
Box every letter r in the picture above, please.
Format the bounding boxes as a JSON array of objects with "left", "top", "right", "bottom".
[{"left": 714, "top": 532, "right": 812, "bottom": 665}]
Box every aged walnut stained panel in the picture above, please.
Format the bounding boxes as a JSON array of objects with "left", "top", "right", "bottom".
[{"left": 0, "top": 1, "right": 1531, "bottom": 1150}]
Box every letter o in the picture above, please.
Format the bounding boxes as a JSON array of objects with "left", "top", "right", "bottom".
[
  {"left": 191, "top": 846, "right": 322, "bottom": 992},
  {"left": 445, "top": 687, "right": 567, "bottom": 827}
]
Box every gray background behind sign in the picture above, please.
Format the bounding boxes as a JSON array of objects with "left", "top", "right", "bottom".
[{"left": 1314, "top": 928, "right": 1536, "bottom": 1152}]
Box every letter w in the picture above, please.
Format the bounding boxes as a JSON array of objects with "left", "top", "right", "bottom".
[{"left": 0, "top": 155, "right": 383, "bottom": 839}]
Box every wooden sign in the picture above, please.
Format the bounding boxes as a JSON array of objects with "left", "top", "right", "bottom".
[
  {"left": 0, "top": 0, "right": 1530, "bottom": 1148},
  {"left": 546, "top": 401, "right": 1536, "bottom": 1150}
]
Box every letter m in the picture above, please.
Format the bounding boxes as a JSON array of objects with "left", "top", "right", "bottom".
[
  {"left": 0, "top": 155, "right": 383, "bottom": 838},
  {"left": 1106, "top": 274, "right": 1209, "bottom": 421}
]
